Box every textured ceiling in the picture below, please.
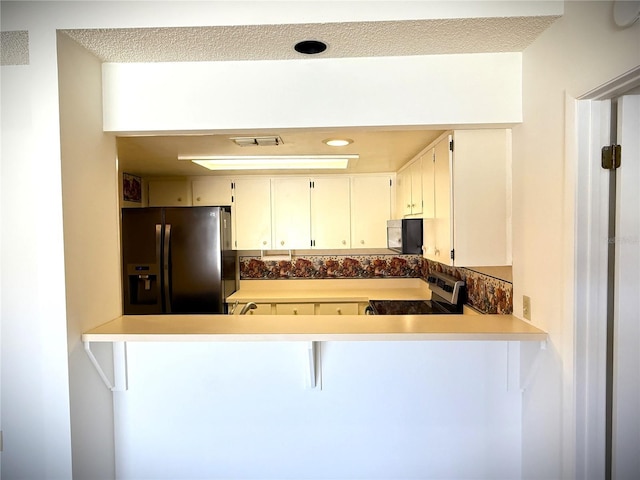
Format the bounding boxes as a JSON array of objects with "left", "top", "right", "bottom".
[
  {"left": 63, "top": 16, "right": 558, "bottom": 63},
  {"left": 63, "top": 15, "right": 559, "bottom": 176},
  {"left": 0, "top": 31, "right": 29, "bottom": 65}
]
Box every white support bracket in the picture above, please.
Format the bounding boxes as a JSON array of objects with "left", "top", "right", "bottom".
[
  {"left": 83, "top": 341, "right": 128, "bottom": 392},
  {"left": 306, "top": 341, "right": 322, "bottom": 390}
]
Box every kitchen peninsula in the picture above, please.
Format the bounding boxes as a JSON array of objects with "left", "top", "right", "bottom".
[
  {"left": 82, "top": 277, "right": 546, "bottom": 480},
  {"left": 84, "top": 277, "right": 545, "bottom": 342},
  {"left": 82, "top": 312, "right": 546, "bottom": 342}
]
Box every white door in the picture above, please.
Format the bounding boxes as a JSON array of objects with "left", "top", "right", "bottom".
[
  {"left": 232, "top": 177, "right": 272, "bottom": 250},
  {"left": 432, "top": 135, "right": 452, "bottom": 264},
  {"left": 192, "top": 177, "right": 232, "bottom": 206},
  {"left": 272, "top": 177, "right": 311, "bottom": 249},
  {"left": 613, "top": 94, "right": 640, "bottom": 479},
  {"left": 311, "top": 177, "right": 351, "bottom": 249},
  {"left": 351, "top": 175, "right": 392, "bottom": 248},
  {"left": 410, "top": 158, "right": 423, "bottom": 215}
]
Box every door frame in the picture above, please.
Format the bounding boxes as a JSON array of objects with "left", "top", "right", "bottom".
[{"left": 571, "top": 66, "right": 640, "bottom": 479}]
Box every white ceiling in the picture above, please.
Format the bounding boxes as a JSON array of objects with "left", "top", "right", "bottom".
[{"left": 63, "top": 15, "right": 559, "bottom": 176}]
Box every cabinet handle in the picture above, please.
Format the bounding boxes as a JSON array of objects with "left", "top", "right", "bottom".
[
  {"left": 280, "top": 240, "right": 285, "bottom": 246},
  {"left": 196, "top": 196, "right": 201, "bottom": 202},
  {"left": 406, "top": 204, "right": 411, "bottom": 208},
  {"left": 342, "top": 240, "right": 346, "bottom": 245},
  {"left": 337, "top": 308, "right": 342, "bottom": 314},
  {"left": 263, "top": 240, "right": 267, "bottom": 246},
  {"left": 293, "top": 309, "right": 298, "bottom": 315},
  {"left": 177, "top": 197, "right": 182, "bottom": 202},
  {"left": 360, "top": 240, "right": 365, "bottom": 245}
]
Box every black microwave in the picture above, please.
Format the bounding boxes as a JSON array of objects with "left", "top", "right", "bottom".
[{"left": 387, "top": 218, "right": 423, "bottom": 254}]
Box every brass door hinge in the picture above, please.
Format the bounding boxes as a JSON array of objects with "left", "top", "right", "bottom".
[{"left": 602, "top": 145, "right": 621, "bottom": 170}]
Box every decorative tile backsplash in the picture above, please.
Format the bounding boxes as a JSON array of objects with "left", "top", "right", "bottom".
[
  {"left": 239, "top": 254, "right": 513, "bottom": 314},
  {"left": 240, "top": 255, "right": 423, "bottom": 279},
  {"left": 423, "top": 259, "right": 513, "bottom": 314}
]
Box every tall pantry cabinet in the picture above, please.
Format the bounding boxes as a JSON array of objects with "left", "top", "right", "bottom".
[{"left": 423, "top": 129, "right": 511, "bottom": 266}]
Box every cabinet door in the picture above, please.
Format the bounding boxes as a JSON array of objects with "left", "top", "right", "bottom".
[
  {"left": 431, "top": 135, "right": 453, "bottom": 264},
  {"left": 192, "top": 177, "right": 232, "bottom": 206},
  {"left": 148, "top": 180, "right": 191, "bottom": 207},
  {"left": 451, "top": 129, "right": 510, "bottom": 266},
  {"left": 396, "top": 168, "right": 412, "bottom": 217},
  {"left": 409, "top": 158, "right": 423, "bottom": 215},
  {"left": 311, "top": 177, "right": 351, "bottom": 249},
  {"left": 272, "top": 177, "right": 311, "bottom": 249},
  {"left": 351, "top": 175, "right": 392, "bottom": 248},
  {"left": 317, "top": 303, "right": 358, "bottom": 315},
  {"left": 422, "top": 149, "right": 435, "bottom": 218},
  {"left": 232, "top": 177, "right": 272, "bottom": 250},
  {"left": 275, "top": 303, "right": 314, "bottom": 315}
]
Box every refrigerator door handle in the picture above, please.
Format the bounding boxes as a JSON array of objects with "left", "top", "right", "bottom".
[
  {"left": 163, "top": 224, "right": 172, "bottom": 313},
  {"left": 155, "top": 224, "right": 163, "bottom": 309}
]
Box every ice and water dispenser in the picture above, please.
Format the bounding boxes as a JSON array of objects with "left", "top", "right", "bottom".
[{"left": 126, "top": 263, "right": 161, "bottom": 312}]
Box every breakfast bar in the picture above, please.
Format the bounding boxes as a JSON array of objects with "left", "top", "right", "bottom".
[{"left": 82, "top": 313, "right": 547, "bottom": 343}]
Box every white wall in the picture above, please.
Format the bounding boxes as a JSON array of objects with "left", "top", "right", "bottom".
[
  {"left": 0, "top": 23, "right": 73, "bottom": 480},
  {"left": 103, "top": 53, "right": 522, "bottom": 132},
  {"left": 116, "top": 341, "right": 522, "bottom": 479},
  {"left": 515, "top": 2, "right": 639, "bottom": 479}
]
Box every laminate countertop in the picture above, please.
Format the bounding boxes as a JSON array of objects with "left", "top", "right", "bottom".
[
  {"left": 82, "top": 314, "right": 547, "bottom": 343},
  {"left": 225, "top": 278, "right": 432, "bottom": 304}
]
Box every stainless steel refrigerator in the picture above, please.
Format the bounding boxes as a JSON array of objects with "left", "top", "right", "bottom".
[{"left": 121, "top": 206, "right": 237, "bottom": 314}]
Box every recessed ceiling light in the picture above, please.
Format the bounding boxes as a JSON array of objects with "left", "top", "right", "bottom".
[
  {"left": 294, "top": 40, "right": 327, "bottom": 55},
  {"left": 324, "top": 138, "right": 353, "bottom": 147}
]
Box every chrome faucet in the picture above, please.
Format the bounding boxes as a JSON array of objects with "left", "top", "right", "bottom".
[
  {"left": 229, "top": 300, "right": 239, "bottom": 315},
  {"left": 239, "top": 301, "right": 258, "bottom": 315}
]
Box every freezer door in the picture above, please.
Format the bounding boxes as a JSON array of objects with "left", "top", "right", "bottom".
[
  {"left": 164, "top": 207, "right": 224, "bottom": 313},
  {"left": 121, "top": 208, "right": 164, "bottom": 314}
]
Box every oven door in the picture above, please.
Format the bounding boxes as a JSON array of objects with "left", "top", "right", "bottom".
[{"left": 367, "top": 300, "right": 437, "bottom": 315}]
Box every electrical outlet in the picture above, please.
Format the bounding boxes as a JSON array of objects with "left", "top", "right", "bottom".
[{"left": 523, "top": 295, "right": 531, "bottom": 321}]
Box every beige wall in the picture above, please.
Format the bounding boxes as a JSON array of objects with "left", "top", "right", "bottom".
[
  {"left": 515, "top": 1, "right": 639, "bottom": 478},
  {"left": 57, "top": 32, "right": 121, "bottom": 478}
]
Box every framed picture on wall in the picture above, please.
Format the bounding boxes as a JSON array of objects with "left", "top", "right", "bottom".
[{"left": 123, "top": 173, "right": 142, "bottom": 203}]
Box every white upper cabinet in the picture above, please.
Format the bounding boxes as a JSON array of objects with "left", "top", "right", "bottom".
[
  {"left": 422, "top": 149, "right": 435, "bottom": 219},
  {"left": 430, "top": 135, "right": 453, "bottom": 263},
  {"left": 272, "top": 177, "right": 311, "bottom": 249},
  {"left": 424, "top": 129, "right": 511, "bottom": 266},
  {"left": 148, "top": 180, "right": 191, "bottom": 207},
  {"left": 232, "top": 177, "right": 272, "bottom": 250},
  {"left": 311, "top": 177, "right": 351, "bottom": 249},
  {"left": 351, "top": 175, "right": 392, "bottom": 248},
  {"left": 409, "top": 158, "right": 423, "bottom": 215},
  {"left": 396, "top": 158, "right": 423, "bottom": 217},
  {"left": 192, "top": 177, "right": 232, "bottom": 206}
]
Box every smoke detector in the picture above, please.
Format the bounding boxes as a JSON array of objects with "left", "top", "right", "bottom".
[{"left": 230, "top": 136, "right": 283, "bottom": 147}]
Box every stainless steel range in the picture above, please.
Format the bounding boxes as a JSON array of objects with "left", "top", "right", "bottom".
[{"left": 365, "top": 272, "right": 466, "bottom": 315}]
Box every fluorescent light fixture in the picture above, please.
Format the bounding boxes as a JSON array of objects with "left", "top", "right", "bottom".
[{"left": 179, "top": 154, "right": 358, "bottom": 171}]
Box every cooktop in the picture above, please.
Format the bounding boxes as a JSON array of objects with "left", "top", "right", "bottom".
[{"left": 367, "top": 272, "right": 466, "bottom": 315}]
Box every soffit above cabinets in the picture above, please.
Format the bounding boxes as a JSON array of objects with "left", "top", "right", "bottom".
[
  {"left": 116, "top": 129, "right": 446, "bottom": 177},
  {"left": 67, "top": 13, "right": 560, "bottom": 177}
]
